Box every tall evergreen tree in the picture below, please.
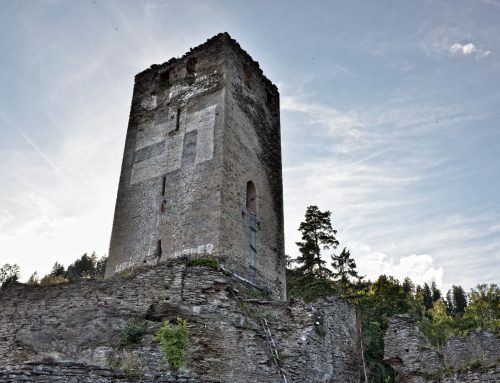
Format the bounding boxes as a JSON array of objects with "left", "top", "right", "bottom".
[
  {"left": 451, "top": 285, "right": 467, "bottom": 315},
  {"left": 422, "top": 283, "right": 433, "bottom": 310},
  {"left": 431, "top": 281, "right": 441, "bottom": 302},
  {"left": 445, "top": 289, "right": 454, "bottom": 314},
  {"left": 295, "top": 205, "right": 338, "bottom": 277},
  {"left": 330, "top": 247, "right": 360, "bottom": 287},
  {"left": 49, "top": 262, "right": 66, "bottom": 277},
  {"left": 402, "top": 277, "right": 415, "bottom": 295}
]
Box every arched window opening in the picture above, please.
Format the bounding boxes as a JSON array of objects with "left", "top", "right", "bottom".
[{"left": 246, "top": 181, "right": 257, "bottom": 213}]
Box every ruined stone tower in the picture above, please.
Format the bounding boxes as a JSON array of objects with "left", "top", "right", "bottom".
[{"left": 106, "top": 33, "right": 286, "bottom": 299}]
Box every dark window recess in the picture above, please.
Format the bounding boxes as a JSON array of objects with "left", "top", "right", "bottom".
[
  {"left": 160, "top": 69, "right": 170, "bottom": 88},
  {"left": 161, "top": 176, "right": 166, "bottom": 196},
  {"left": 176, "top": 108, "right": 181, "bottom": 131},
  {"left": 266, "top": 89, "right": 273, "bottom": 105},
  {"left": 246, "top": 181, "right": 257, "bottom": 213},
  {"left": 155, "top": 240, "right": 162, "bottom": 258},
  {"left": 186, "top": 56, "right": 198, "bottom": 75},
  {"left": 243, "top": 64, "right": 252, "bottom": 88}
]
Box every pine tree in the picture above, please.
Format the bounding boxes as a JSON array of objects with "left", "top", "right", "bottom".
[
  {"left": 445, "top": 289, "right": 454, "bottom": 313},
  {"left": 422, "top": 283, "right": 433, "bottom": 310},
  {"left": 451, "top": 285, "right": 467, "bottom": 315},
  {"left": 402, "top": 277, "right": 415, "bottom": 295},
  {"left": 295, "top": 206, "right": 338, "bottom": 277},
  {"left": 331, "top": 247, "right": 360, "bottom": 287},
  {"left": 431, "top": 281, "right": 441, "bottom": 302},
  {"left": 49, "top": 262, "right": 66, "bottom": 277}
]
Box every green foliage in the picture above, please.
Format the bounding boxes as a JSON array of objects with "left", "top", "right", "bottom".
[
  {"left": 464, "top": 283, "right": 499, "bottom": 331},
  {"left": 286, "top": 267, "right": 337, "bottom": 302},
  {"left": 39, "top": 275, "right": 68, "bottom": 286},
  {"left": 49, "top": 262, "right": 66, "bottom": 277},
  {"left": 239, "top": 286, "right": 266, "bottom": 300},
  {"left": 452, "top": 285, "right": 468, "bottom": 314},
  {"left": 66, "top": 252, "right": 107, "bottom": 281},
  {"left": 0, "top": 264, "right": 20, "bottom": 287},
  {"left": 295, "top": 205, "right": 338, "bottom": 278},
  {"left": 155, "top": 317, "right": 190, "bottom": 370},
  {"left": 331, "top": 247, "right": 361, "bottom": 288},
  {"left": 27, "top": 272, "right": 40, "bottom": 286},
  {"left": 120, "top": 320, "right": 148, "bottom": 346},
  {"left": 188, "top": 256, "right": 219, "bottom": 270}
]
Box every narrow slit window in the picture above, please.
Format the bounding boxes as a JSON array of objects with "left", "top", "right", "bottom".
[
  {"left": 176, "top": 108, "right": 181, "bottom": 131},
  {"left": 161, "top": 176, "right": 166, "bottom": 196},
  {"left": 246, "top": 181, "right": 257, "bottom": 213},
  {"left": 155, "top": 240, "right": 162, "bottom": 258}
]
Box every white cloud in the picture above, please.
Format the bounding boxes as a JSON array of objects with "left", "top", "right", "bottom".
[
  {"left": 449, "top": 42, "right": 490, "bottom": 57},
  {"left": 356, "top": 248, "right": 444, "bottom": 288}
]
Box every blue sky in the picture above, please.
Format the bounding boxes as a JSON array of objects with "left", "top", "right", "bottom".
[{"left": 1, "top": 0, "right": 499, "bottom": 292}]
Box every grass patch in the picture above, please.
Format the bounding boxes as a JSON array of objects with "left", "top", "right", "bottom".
[{"left": 188, "top": 256, "right": 219, "bottom": 270}]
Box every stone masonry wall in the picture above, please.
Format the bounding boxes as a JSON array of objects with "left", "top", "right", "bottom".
[
  {"left": 384, "top": 315, "right": 499, "bottom": 383},
  {"left": 220, "top": 37, "right": 286, "bottom": 298},
  {"left": 107, "top": 35, "right": 227, "bottom": 277},
  {"left": 106, "top": 33, "right": 286, "bottom": 300},
  {"left": 0, "top": 260, "right": 362, "bottom": 382}
]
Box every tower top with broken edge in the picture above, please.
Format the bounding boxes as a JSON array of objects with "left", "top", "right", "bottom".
[{"left": 137, "top": 32, "right": 278, "bottom": 93}]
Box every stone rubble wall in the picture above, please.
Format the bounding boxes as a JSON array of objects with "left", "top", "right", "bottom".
[
  {"left": 0, "top": 362, "right": 220, "bottom": 383},
  {"left": 384, "top": 315, "right": 499, "bottom": 383},
  {"left": 0, "top": 261, "right": 362, "bottom": 382}
]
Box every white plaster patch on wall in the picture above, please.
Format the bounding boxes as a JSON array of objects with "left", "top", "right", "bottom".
[
  {"left": 165, "top": 133, "right": 184, "bottom": 173},
  {"left": 141, "top": 95, "right": 157, "bottom": 110},
  {"left": 171, "top": 243, "right": 214, "bottom": 258},
  {"left": 186, "top": 104, "right": 216, "bottom": 164},
  {"left": 135, "top": 121, "right": 165, "bottom": 151},
  {"left": 168, "top": 75, "right": 211, "bottom": 102},
  {"left": 130, "top": 156, "right": 165, "bottom": 184}
]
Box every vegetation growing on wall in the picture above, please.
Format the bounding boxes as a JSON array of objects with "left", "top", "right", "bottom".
[
  {"left": 188, "top": 256, "right": 219, "bottom": 270},
  {"left": 120, "top": 320, "right": 148, "bottom": 346},
  {"left": 155, "top": 317, "right": 190, "bottom": 370}
]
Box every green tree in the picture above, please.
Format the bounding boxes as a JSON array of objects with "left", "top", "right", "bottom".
[
  {"left": 422, "top": 283, "right": 433, "bottom": 310},
  {"left": 0, "top": 264, "right": 20, "bottom": 287},
  {"left": 431, "top": 281, "right": 441, "bottom": 303},
  {"left": 330, "top": 247, "right": 361, "bottom": 288},
  {"left": 95, "top": 255, "right": 108, "bottom": 279},
  {"left": 420, "top": 299, "right": 454, "bottom": 348},
  {"left": 27, "top": 272, "right": 40, "bottom": 286},
  {"left": 295, "top": 205, "right": 338, "bottom": 277},
  {"left": 49, "top": 262, "right": 66, "bottom": 277},
  {"left": 464, "top": 283, "right": 499, "bottom": 330},
  {"left": 402, "top": 277, "right": 414, "bottom": 295},
  {"left": 66, "top": 252, "right": 102, "bottom": 280},
  {"left": 451, "top": 285, "right": 467, "bottom": 315}
]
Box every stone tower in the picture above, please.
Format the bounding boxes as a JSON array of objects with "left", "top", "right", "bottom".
[{"left": 106, "top": 33, "right": 286, "bottom": 299}]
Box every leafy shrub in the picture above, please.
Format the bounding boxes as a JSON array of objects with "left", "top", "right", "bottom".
[
  {"left": 155, "top": 317, "right": 190, "bottom": 369},
  {"left": 188, "top": 256, "right": 219, "bottom": 270},
  {"left": 120, "top": 320, "right": 148, "bottom": 346},
  {"left": 0, "top": 264, "right": 20, "bottom": 287},
  {"left": 39, "top": 275, "right": 68, "bottom": 286}
]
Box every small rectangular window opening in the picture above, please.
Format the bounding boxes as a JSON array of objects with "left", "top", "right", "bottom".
[
  {"left": 156, "top": 240, "right": 162, "bottom": 258},
  {"left": 176, "top": 108, "right": 181, "bottom": 131},
  {"left": 161, "top": 176, "right": 166, "bottom": 196}
]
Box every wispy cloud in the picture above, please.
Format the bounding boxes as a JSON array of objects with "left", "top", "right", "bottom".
[{"left": 449, "top": 42, "right": 490, "bottom": 57}]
